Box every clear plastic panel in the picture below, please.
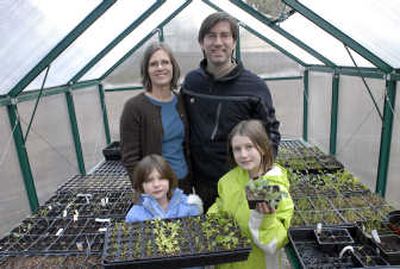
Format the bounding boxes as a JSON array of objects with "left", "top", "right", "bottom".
[
  {"left": 162, "top": 0, "right": 214, "bottom": 78},
  {"left": 72, "top": 86, "right": 106, "bottom": 170},
  {"left": 240, "top": 27, "right": 302, "bottom": 77},
  {"left": 0, "top": 107, "right": 31, "bottom": 236},
  {"left": 336, "top": 76, "right": 385, "bottom": 190},
  {"left": 281, "top": 13, "right": 374, "bottom": 67},
  {"left": 307, "top": 72, "right": 332, "bottom": 153},
  {"left": 18, "top": 94, "right": 79, "bottom": 205},
  {"left": 0, "top": 0, "right": 101, "bottom": 95},
  {"left": 24, "top": 0, "right": 156, "bottom": 92},
  {"left": 81, "top": 0, "right": 187, "bottom": 82},
  {"left": 268, "top": 79, "right": 304, "bottom": 139},
  {"left": 387, "top": 80, "right": 400, "bottom": 209},
  {"left": 208, "top": 0, "right": 323, "bottom": 65},
  {"left": 299, "top": 0, "right": 400, "bottom": 68},
  {"left": 101, "top": 36, "right": 159, "bottom": 88}
]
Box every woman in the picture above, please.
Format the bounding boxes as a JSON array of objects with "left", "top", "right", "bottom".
[{"left": 120, "top": 42, "right": 191, "bottom": 193}]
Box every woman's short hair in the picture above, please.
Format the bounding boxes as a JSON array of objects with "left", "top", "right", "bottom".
[
  {"left": 133, "top": 154, "right": 178, "bottom": 203},
  {"left": 198, "top": 12, "right": 239, "bottom": 43},
  {"left": 228, "top": 120, "right": 274, "bottom": 173},
  {"left": 140, "top": 42, "right": 181, "bottom": 91}
]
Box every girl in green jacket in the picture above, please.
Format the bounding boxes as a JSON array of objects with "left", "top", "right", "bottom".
[{"left": 208, "top": 120, "right": 294, "bottom": 269}]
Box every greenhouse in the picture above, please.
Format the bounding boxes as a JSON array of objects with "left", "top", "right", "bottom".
[{"left": 0, "top": 0, "right": 399, "bottom": 268}]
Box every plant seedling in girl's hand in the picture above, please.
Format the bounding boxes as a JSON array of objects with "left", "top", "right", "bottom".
[{"left": 245, "top": 179, "right": 287, "bottom": 209}]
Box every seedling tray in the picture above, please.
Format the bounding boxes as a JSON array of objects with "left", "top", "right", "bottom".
[
  {"left": 376, "top": 234, "right": 400, "bottom": 265},
  {"left": 1, "top": 218, "right": 111, "bottom": 256},
  {"left": 0, "top": 254, "right": 101, "bottom": 268},
  {"left": 288, "top": 225, "right": 396, "bottom": 268},
  {"left": 314, "top": 227, "right": 354, "bottom": 252},
  {"left": 91, "top": 161, "right": 128, "bottom": 176},
  {"left": 103, "top": 141, "right": 121, "bottom": 161},
  {"left": 102, "top": 215, "right": 251, "bottom": 268},
  {"left": 34, "top": 191, "right": 133, "bottom": 219},
  {"left": 352, "top": 244, "right": 390, "bottom": 267},
  {"left": 245, "top": 182, "right": 283, "bottom": 209},
  {"left": 57, "top": 175, "right": 131, "bottom": 193}
]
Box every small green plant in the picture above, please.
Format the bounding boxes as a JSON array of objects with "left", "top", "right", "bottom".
[
  {"left": 245, "top": 179, "right": 287, "bottom": 209},
  {"left": 152, "top": 219, "right": 181, "bottom": 255}
]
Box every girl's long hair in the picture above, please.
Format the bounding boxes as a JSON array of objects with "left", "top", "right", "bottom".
[{"left": 228, "top": 120, "right": 274, "bottom": 174}]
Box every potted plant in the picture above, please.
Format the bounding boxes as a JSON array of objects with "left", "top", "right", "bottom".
[{"left": 245, "top": 179, "right": 286, "bottom": 209}]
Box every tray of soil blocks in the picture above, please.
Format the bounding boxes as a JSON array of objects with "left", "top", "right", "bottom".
[
  {"left": 102, "top": 215, "right": 252, "bottom": 268},
  {"left": 90, "top": 161, "right": 128, "bottom": 176},
  {"left": 34, "top": 192, "right": 133, "bottom": 219},
  {"left": 375, "top": 234, "right": 400, "bottom": 265},
  {"left": 0, "top": 217, "right": 111, "bottom": 256},
  {"left": 288, "top": 225, "right": 396, "bottom": 268},
  {"left": 0, "top": 254, "right": 102, "bottom": 269},
  {"left": 57, "top": 175, "right": 132, "bottom": 193},
  {"left": 314, "top": 227, "right": 354, "bottom": 252},
  {"left": 245, "top": 179, "right": 287, "bottom": 209},
  {"left": 103, "top": 141, "right": 121, "bottom": 161}
]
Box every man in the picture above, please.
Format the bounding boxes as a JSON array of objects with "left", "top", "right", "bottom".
[{"left": 182, "top": 12, "right": 281, "bottom": 210}]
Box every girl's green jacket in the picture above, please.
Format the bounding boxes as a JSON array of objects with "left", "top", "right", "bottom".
[{"left": 208, "top": 164, "right": 294, "bottom": 269}]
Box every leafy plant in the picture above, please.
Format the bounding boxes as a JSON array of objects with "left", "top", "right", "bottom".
[
  {"left": 245, "top": 179, "right": 287, "bottom": 209},
  {"left": 152, "top": 218, "right": 181, "bottom": 255}
]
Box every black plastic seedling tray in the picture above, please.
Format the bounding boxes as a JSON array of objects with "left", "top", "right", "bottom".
[
  {"left": 245, "top": 184, "right": 282, "bottom": 209},
  {"left": 102, "top": 215, "right": 251, "bottom": 268},
  {"left": 314, "top": 227, "right": 354, "bottom": 252},
  {"left": 57, "top": 175, "right": 132, "bottom": 193},
  {"left": 90, "top": 161, "right": 128, "bottom": 176},
  {"left": 288, "top": 225, "right": 397, "bottom": 268},
  {"left": 376, "top": 234, "right": 400, "bottom": 265},
  {"left": 102, "top": 141, "right": 121, "bottom": 161}
]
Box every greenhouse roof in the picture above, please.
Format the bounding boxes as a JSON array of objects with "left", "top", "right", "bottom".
[{"left": 0, "top": 0, "right": 399, "bottom": 96}]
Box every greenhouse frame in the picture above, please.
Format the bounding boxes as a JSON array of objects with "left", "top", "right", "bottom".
[{"left": 0, "top": 0, "right": 399, "bottom": 268}]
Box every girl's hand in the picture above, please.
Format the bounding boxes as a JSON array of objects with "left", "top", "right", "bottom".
[{"left": 255, "top": 201, "right": 275, "bottom": 215}]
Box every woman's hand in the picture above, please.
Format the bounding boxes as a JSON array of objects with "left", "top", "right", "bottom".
[{"left": 255, "top": 201, "right": 275, "bottom": 215}]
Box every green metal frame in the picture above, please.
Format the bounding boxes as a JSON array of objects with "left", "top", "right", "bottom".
[
  {"left": 303, "top": 69, "right": 309, "bottom": 141},
  {"left": 283, "top": 0, "right": 393, "bottom": 73},
  {"left": 9, "top": 0, "right": 116, "bottom": 98},
  {"left": 375, "top": 78, "right": 396, "bottom": 196},
  {"left": 104, "top": 85, "right": 144, "bottom": 92},
  {"left": 202, "top": 0, "right": 306, "bottom": 66},
  {"left": 308, "top": 65, "right": 385, "bottom": 79},
  {"left": 329, "top": 72, "right": 340, "bottom": 155},
  {"left": 231, "top": 0, "right": 335, "bottom": 67},
  {"left": 98, "top": 84, "right": 111, "bottom": 145},
  {"left": 0, "top": 96, "right": 11, "bottom": 107},
  {"left": 235, "top": 26, "right": 241, "bottom": 61},
  {"left": 262, "top": 75, "right": 302, "bottom": 81},
  {"left": 158, "top": 27, "right": 165, "bottom": 42},
  {"left": 70, "top": 0, "right": 165, "bottom": 84},
  {"left": 7, "top": 103, "right": 39, "bottom": 212},
  {"left": 65, "top": 90, "right": 86, "bottom": 175}
]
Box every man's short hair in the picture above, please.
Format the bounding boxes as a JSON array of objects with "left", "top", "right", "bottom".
[{"left": 198, "top": 12, "right": 239, "bottom": 43}]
